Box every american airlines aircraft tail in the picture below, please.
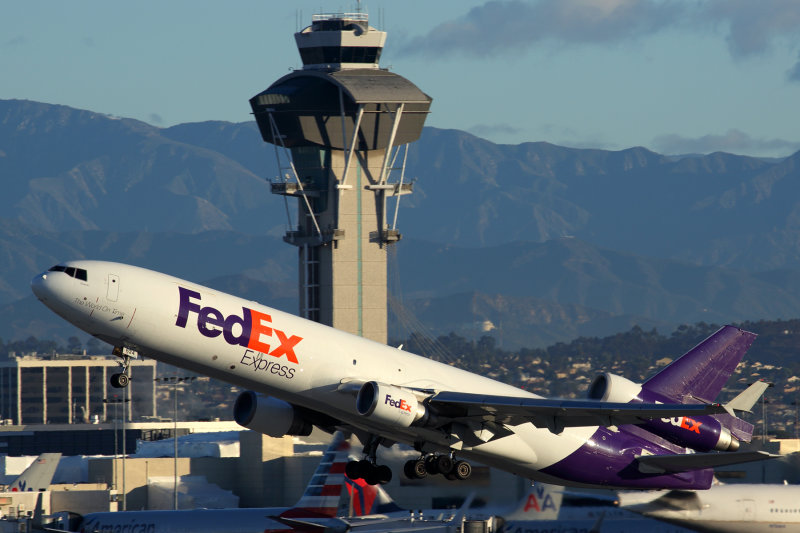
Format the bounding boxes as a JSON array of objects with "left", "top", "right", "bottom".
[
  {"left": 32, "top": 261, "right": 775, "bottom": 490},
  {"left": 73, "top": 433, "right": 351, "bottom": 533},
  {"left": 5, "top": 453, "right": 62, "bottom": 492}
]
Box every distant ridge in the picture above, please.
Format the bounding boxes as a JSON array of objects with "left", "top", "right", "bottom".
[{"left": 2, "top": 99, "right": 800, "bottom": 347}]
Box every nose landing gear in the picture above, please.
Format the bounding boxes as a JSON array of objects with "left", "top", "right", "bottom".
[{"left": 110, "top": 346, "right": 137, "bottom": 388}]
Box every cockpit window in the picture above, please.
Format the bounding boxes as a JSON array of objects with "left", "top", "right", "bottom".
[{"left": 47, "top": 264, "right": 88, "bottom": 281}]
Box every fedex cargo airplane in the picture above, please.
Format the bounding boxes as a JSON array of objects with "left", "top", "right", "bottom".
[{"left": 32, "top": 261, "right": 773, "bottom": 489}]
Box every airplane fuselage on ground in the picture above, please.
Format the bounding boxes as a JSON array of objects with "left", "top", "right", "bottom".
[{"left": 31, "top": 261, "right": 756, "bottom": 489}]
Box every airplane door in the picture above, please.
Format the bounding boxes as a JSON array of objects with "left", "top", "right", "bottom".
[
  {"left": 741, "top": 499, "right": 755, "bottom": 521},
  {"left": 107, "top": 274, "right": 120, "bottom": 302}
]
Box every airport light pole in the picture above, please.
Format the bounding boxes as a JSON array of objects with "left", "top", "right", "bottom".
[
  {"left": 104, "top": 396, "right": 131, "bottom": 511},
  {"left": 154, "top": 376, "right": 196, "bottom": 510}
]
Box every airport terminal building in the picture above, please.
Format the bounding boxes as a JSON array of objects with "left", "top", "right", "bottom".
[{"left": 0, "top": 354, "right": 156, "bottom": 425}]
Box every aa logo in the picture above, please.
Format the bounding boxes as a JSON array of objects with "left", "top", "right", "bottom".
[{"left": 523, "top": 486, "right": 557, "bottom": 512}]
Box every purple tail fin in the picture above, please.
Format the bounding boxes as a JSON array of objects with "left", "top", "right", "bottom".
[{"left": 643, "top": 325, "right": 756, "bottom": 404}]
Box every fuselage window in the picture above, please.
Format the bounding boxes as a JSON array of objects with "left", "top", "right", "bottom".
[
  {"left": 65, "top": 267, "right": 76, "bottom": 277},
  {"left": 75, "top": 269, "right": 88, "bottom": 281}
]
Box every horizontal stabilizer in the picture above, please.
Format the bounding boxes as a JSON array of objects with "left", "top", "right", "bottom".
[
  {"left": 636, "top": 450, "right": 778, "bottom": 474},
  {"left": 269, "top": 516, "right": 339, "bottom": 531},
  {"left": 725, "top": 380, "right": 772, "bottom": 414}
]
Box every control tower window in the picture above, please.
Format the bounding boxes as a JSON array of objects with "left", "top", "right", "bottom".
[
  {"left": 311, "top": 20, "right": 367, "bottom": 33},
  {"left": 300, "top": 46, "right": 381, "bottom": 65}
]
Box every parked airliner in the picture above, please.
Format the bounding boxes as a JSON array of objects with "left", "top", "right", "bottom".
[
  {"left": 64, "top": 433, "right": 352, "bottom": 533},
  {"left": 32, "top": 261, "right": 773, "bottom": 488},
  {"left": 620, "top": 482, "right": 800, "bottom": 532},
  {"left": 2, "top": 453, "right": 61, "bottom": 492}
]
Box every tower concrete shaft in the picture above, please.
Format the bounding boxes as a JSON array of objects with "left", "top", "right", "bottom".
[{"left": 250, "top": 12, "right": 431, "bottom": 343}]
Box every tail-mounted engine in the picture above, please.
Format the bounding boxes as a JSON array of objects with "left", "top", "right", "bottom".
[
  {"left": 233, "top": 391, "right": 312, "bottom": 437},
  {"left": 588, "top": 372, "right": 738, "bottom": 452},
  {"left": 588, "top": 372, "right": 643, "bottom": 403},
  {"left": 356, "top": 381, "right": 431, "bottom": 428}
]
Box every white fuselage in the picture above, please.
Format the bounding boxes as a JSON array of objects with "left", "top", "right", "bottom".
[
  {"left": 32, "top": 261, "right": 594, "bottom": 482},
  {"left": 630, "top": 484, "right": 800, "bottom": 533}
]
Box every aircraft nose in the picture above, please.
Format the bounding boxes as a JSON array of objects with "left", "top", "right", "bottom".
[{"left": 31, "top": 271, "right": 51, "bottom": 301}]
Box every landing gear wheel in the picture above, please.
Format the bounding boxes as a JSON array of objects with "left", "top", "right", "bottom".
[
  {"left": 375, "top": 464, "right": 392, "bottom": 485},
  {"left": 424, "top": 455, "right": 440, "bottom": 475},
  {"left": 110, "top": 372, "right": 129, "bottom": 388},
  {"left": 435, "top": 455, "right": 453, "bottom": 475},
  {"left": 412, "top": 459, "right": 427, "bottom": 479},
  {"left": 404, "top": 459, "right": 429, "bottom": 480},
  {"left": 403, "top": 460, "right": 417, "bottom": 479},
  {"left": 454, "top": 460, "right": 472, "bottom": 480},
  {"left": 345, "top": 460, "right": 362, "bottom": 480}
]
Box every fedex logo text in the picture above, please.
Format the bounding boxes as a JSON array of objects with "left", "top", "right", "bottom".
[
  {"left": 175, "top": 287, "right": 302, "bottom": 364},
  {"left": 660, "top": 416, "right": 702, "bottom": 434},
  {"left": 384, "top": 395, "right": 413, "bottom": 413}
]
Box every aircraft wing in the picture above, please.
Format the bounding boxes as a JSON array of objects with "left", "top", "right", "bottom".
[
  {"left": 635, "top": 450, "right": 778, "bottom": 474},
  {"left": 426, "top": 391, "right": 727, "bottom": 434}
]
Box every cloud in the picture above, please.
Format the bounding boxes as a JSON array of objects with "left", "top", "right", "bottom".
[
  {"left": 396, "top": 0, "right": 687, "bottom": 57},
  {"left": 4, "top": 36, "right": 26, "bottom": 47},
  {"left": 788, "top": 55, "right": 800, "bottom": 82},
  {"left": 397, "top": 0, "right": 800, "bottom": 64},
  {"left": 652, "top": 129, "right": 800, "bottom": 156},
  {"left": 468, "top": 122, "right": 524, "bottom": 139},
  {"left": 699, "top": 0, "right": 800, "bottom": 58}
]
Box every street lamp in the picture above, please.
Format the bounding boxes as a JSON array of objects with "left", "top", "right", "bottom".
[
  {"left": 103, "top": 396, "right": 131, "bottom": 511},
  {"left": 154, "top": 376, "right": 196, "bottom": 510}
]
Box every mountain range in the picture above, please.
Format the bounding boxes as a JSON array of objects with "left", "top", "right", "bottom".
[{"left": 2, "top": 98, "right": 800, "bottom": 348}]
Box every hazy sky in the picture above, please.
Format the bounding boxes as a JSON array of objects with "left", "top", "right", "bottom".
[{"left": 3, "top": 0, "right": 800, "bottom": 157}]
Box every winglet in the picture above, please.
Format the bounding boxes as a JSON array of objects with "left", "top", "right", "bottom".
[{"left": 724, "top": 380, "right": 772, "bottom": 415}]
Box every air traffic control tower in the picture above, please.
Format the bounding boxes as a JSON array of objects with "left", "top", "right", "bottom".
[{"left": 250, "top": 12, "right": 432, "bottom": 343}]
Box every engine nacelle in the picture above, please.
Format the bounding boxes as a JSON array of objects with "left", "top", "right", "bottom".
[
  {"left": 233, "top": 391, "right": 312, "bottom": 438},
  {"left": 356, "top": 381, "right": 428, "bottom": 428},
  {"left": 588, "top": 373, "right": 737, "bottom": 451},
  {"left": 588, "top": 372, "right": 643, "bottom": 403},
  {"left": 643, "top": 414, "right": 738, "bottom": 452}
]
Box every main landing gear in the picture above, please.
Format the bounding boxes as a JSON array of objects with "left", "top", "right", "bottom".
[
  {"left": 404, "top": 454, "right": 472, "bottom": 481},
  {"left": 110, "top": 346, "right": 132, "bottom": 388},
  {"left": 345, "top": 434, "right": 393, "bottom": 486}
]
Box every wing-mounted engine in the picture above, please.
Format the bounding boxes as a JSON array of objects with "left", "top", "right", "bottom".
[
  {"left": 356, "top": 381, "right": 432, "bottom": 428},
  {"left": 588, "top": 372, "right": 643, "bottom": 403},
  {"left": 233, "top": 391, "right": 312, "bottom": 437}
]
